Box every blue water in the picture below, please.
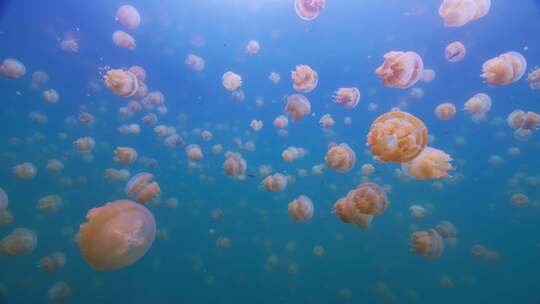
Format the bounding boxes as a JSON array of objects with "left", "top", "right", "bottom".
[{"left": 1, "top": 0, "right": 540, "bottom": 303}]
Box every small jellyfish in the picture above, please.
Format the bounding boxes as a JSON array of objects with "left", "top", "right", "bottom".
[
  {"left": 325, "top": 143, "right": 356, "bottom": 173},
  {"left": 128, "top": 65, "right": 146, "bottom": 81},
  {"left": 375, "top": 51, "right": 424, "bottom": 89},
  {"left": 367, "top": 111, "right": 428, "bottom": 163},
  {"left": 333, "top": 87, "right": 360, "bottom": 109},
  {"left": 142, "top": 113, "right": 158, "bottom": 125},
  {"left": 60, "top": 38, "right": 79, "bottom": 53},
  {"left": 402, "top": 147, "right": 453, "bottom": 180},
  {"left": 42, "top": 89, "right": 59, "bottom": 103},
  {"left": 263, "top": 173, "right": 288, "bottom": 192},
  {"left": 319, "top": 114, "right": 335, "bottom": 129},
  {"left": 410, "top": 228, "right": 444, "bottom": 258},
  {"left": 245, "top": 40, "right": 260, "bottom": 55},
  {"left": 73, "top": 137, "right": 95, "bottom": 153},
  {"left": 345, "top": 182, "right": 388, "bottom": 216},
  {"left": 201, "top": 130, "right": 213, "bottom": 141},
  {"left": 103, "top": 69, "right": 139, "bottom": 97},
  {"left": 0, "top": 188, "right": 8, "bottom": 212},
  {"left": 125, "top": 173, "right": 161, "bottom": 204},
  {"left": 250, "top": 120, "right": 263, "bottom": 132},
  {"left": 273, "top": 115, "right": 289, "bottom": 128},
  {"left": 445, "top": 41, "right": 466, "bottom": 62},
  {"left": 114, "top": 147, "right": 138, "bottom": 164},
  {"left": 294, "top": 0, "right": 326, "bottom": 21},
  {"left": 361, "top": 163, "right": 376, "bottom": 176},
  {"left": 291, "top": 65, "right": 318, "bottom": 93},
  {"left": 333, "top": 197, "right": 373, "bottom": 229},
  {"left": 37, "top": 195, "right": 62, "bottom": 214},
  {"left": 435, "top": 102, "right": 456, "bottom": 120},
  {"left": 112, "top": 30, "right": 136, "bottom": 50},
  {"left": 481, "top": 52, "right": 527, "bottom": 86},
  {"left": 439, "top": 0, "right": 491, "bottom": 27},
  {"left": 464, "top": 93, "right": 491, "bottom": 114},
  {"left": 47, "top": 281, "right": 71, "bottom": 303},
  {"left": 185, "top": 53, "right": 205, "bottom": 71},
  {"left": 31, "top": 71, "right": 49, "bottom": 87},
  {"left": 104, "top": 168, "right": 130, "bottom": 182},
  {"left": 77, "top": 200, "right": 155, "bottom": 270},
  {"left": 164, "top": 134, "right": 184, "bottom": 147},
  {"left": 223, "top": 152, "right": 247, "bottom": 177},
  {"left": 284, "top": 94, "right": 311, "bottom": 122},
  {"left": 37, "top": 252, "right": 66, "bottom": 272},
  {"left": 527, "top": 68, "right": 540, "bottom": 90},
  {"left": 0, "top": 228, "right": 37, "bottom": 256},
  {"left": 0, "top": 58, "right": 26, "bottom": 79},
  {"left": 471, "top": 244, "right": 503, "bottom": 264},
  {"left": 115, "top": 4, "right": 141, "bottom": 29},
  {"left": 282, "top": 146, "right": 305, "bottom": 162},
  {"left": 420, "top": 69, "right": 436, "bottom": 83},
  {"left": 409, "top": 205, "right": 427, "bottom": 219},
  {"left": 186, "top": 144, "right": 203, "bottom": 161},
  {"left": 288, "top": 195, "right": 314, "bottom": 221},
  {"left": 0, "top": 209, "right": 13, "bottom": 228},
  {"left": 79, "top": 111, "right": 95, "bottom": 125},
  {"left": 222, "top": 71, "right": 242, "bottom": 91},
  {"left": 435, "top": 221, "right": 457, "bottom": 239},
  {"left": 231, "top": 89, "right": 245, "bottom": 102},
  {"left": 511, "top": 193, "right": 529, "bottom": 208},
  {"left": 12, "top": 162, "right": 37, "bottom": 180},
  {"left": 269, "top": 72, "right": 281, "bottom": 84}
]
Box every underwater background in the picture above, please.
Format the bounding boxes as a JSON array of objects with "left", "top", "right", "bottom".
[{"left": 0, "top": 0, "right": 540, "bottom": 303}]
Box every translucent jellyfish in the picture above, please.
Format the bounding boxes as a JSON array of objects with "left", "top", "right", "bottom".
[
  {"left": 435, "top": 221, "right": 457, "bottom": 239},
  {"left": 511, "top": 193, "right": 529, "bottom": 208},
  {"left": 402, "top": 147, "right": 453, "bottom": 180},
  {"left": 325, "top": 143, "right": 356, "bottom": 173},
  {"left": 435, "top": 102, "right": 456, "bottom": 120},
  {"left": 481, "top": 52, "right": 527, "bottom": 86},
  {"left": 29, "top": 111, "right": 48, "bottom": 124},
  {"left": 333, "top": 197, "right": 373, "bottom": 229},
  {"left": 143, "top": 91, "right": 165, "bottom": 108},
  {"left": 186, "top": 144, "right": 203, "bottom": 161},
  {"left": 115, "top": 5, "right": 141, "bottom": 29},
  {"left": 79, "top": 111, "right": 95, "bottom": 125},
  {"left": 439, "top": 0, "right": 491, "bottom": 27},
  {"left": 263, "top": 173, "right": 288, "bottom": 192},
  {"left": 37, "top": 252, "right": 66, "bottom": 272},
  {"left": 528, "top": 68, "right": 540, "bottom": 90},
  {"left": 48, "top": 281, "right": 71, "bottom": 302},
  {"left": 12, "top": 162, "right": 37, "bottom": 180},
  {"left": 318, "top": 114, "right": 334, "bottom": 129},
  {"left": 273, "top": 115, "right": 289, "bottom": 128},
  {"left": 471, "top": 244, "right": 503, "bottom": 263},
  {"left": 222, "top": 71, "right": 242, "bottom": 91},
  {"left": 142, "top": 113, "right": 157, "bottom": 125},
  {"left": 282, "top": 146, "right": 305, "bottom": 162},
  {"left": 284, "top": 94, "right": 311, "bottom": 122},
  {"left": 60, "top": 38, "right": 79, "bottom": 53},
  {"left": 0, "top": 58, "right": 26, "bottom": 79},
  {"left": 114, "top": 147, "right": 138, "bottom": 164},
  {"left": 132, "top": 82, "right": 147, "bottom": 99},
  {"left": 292, "top": 65, "right": 318, "bottom": 93},
  {"left": 367, "top": 111, "right": 428, "bottom": 163},
  {"left": 361, "top": 163, "right": 376, "bottom": 176},
  {"left": 346, "top": 182, "right": 388, "bottom": 216},
  {"left": 201, "top": 130, "right": 213, "bottom": 142},
  {"left": 0, "top": 187, "right": 8, "bottom": 212},
  {"left": 250, "top": 120, "right": 263, "bottom": 132},
  {"left": 288, "top": 195, "right": 314, "bottom": 221},
  {"left": 445, "top": 41, "right": 466, "bottom": 62},
  {"left": 73, "top": 137, "right": 95, "bottom": 153},
  {"left": 375, "top": 51, "right": 424, "bottom": 89},
  {"left": 332, "top": 87, "right": 360, "bottom": 109},
  {"left": 185, "top": 53, "right": 205, "bottom": 71},
  {"left": 211, "top": 208, "right": 224, "bottom": 222},
  {"left": 125, "top": 173, "right": 161, "bottom": 204},
  {"left": 103, "top": 69, "right": 139, "bottom": 97},
  {"left": 269, "top": 72, "right": 281, "bottom": 84},
  {"left": 0, "top": 228, "right": 37, "bottom": 256},
  {"left": 128, "top": 65, "right": 146, "bottom": 81},
  {"left": 42, "top": 89, "right": 59, "bottom": 103},
  {"left": 37, "top": 195, "right": 62, "bottom": 214},
  {"left": 409, "top": 205, "right": 427, "bottom": 219},
  {"left": 464, "top": 93, "right": 491, "bottom": 114},
  {"left": 31, "top": 71, "right": 49, "bottom": 87},
  {"left": 223, "top": 152, "right": 247, "bottom": 177},
  {"left": 410, "top": 228, "right": 444, "bottom": 258},
  {"left": 420, "top": 69, "right": 436, "bottom": 83},
  {"left": 77, "top": 200, "right": 155, "bottom": 270},
  {"left": 164, "top": 134, "right": 184, "bottom": 147},
  {"left": 294, "top": 0, "right": 326, "bottom": 21},
  {"left": 231, "top": 89, "right": 245, "bottom": 102},
  {"left": 112, "top": 30, "right": 136, "bottom": 50},
  {"left": 104, "top": 168, "right": 130, "bottom": 182},
  {"left": 245, "top": 40, "right": 260, "bottom": 55}
]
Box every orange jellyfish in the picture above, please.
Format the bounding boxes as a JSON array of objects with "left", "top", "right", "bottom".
[
  {"left": 333, "top": 87, "right": 360, "bottom": 109},
  {"left": 42, "top": 89, "right": 59, "bottom": 103},
  {"left": 73, "top": 137, "right": 95, "bottom": 153},
  {"left": 45, "top": 160, "right": 63, "bottom": 174},
  {"left": 471, "top": 244, "right": 503, "bottom": 263},
  {"left": 164, "top": 134, "right": 184, "bottom": 147},
  {"left": 361, "top": 163, "right": 376, "bottom": 176},
  {"left": 125, "top": 173, "right": 161, "bottom": 204},
  {"left": 0, "top": 58, "right": 26, "bottom": 79},
  {"left": 185, "top": 53, "right": 205, "bottom": 71},
  {"left": 31, "top": 71, "right": 49, "bottom": 88},
  {"left": 37, "top": 252, "right": 66, "bottom": 272},
  {"left": 464, "top": 93, "right": 491, "bottom": 114},
  {"left": 186, "top": 144, "right": 203, "bottom": 161},
  {"left": 223, "top": 152, "right": 247, "bottom": 177},
  {"left": 103, "top": 69, "right": 139, "bottom": 97},
  {"left": 345, "top": 182, "right": 388, "bottom": 216},
  {"left": 112, "top": 30, "right": 136, "bottom": 50},
  {"left": 445, "top": 41, "right": 466, "bottom": 62},
  {"left": 114, "top": 147, "right": 138, "bottom": 164},
  {"left": 333, "top": 197, "right": 373, "bottom": 229},
  {"left": 367, "top": 111, "right": 428, "bottom": 163},
  {"left": 402, "top": 147, "right": 453, "bottom": 180},
  {"left": 284, "top": 94, "right": 311, "bottom": 122},
  {"left": 0, "top": 187, "right": 8, "bottom": 212},
  {"left": 115, "top": 4, "right": 141, "bottom": 29},
  {"left": 222, "top": 71, "right": 242, "bottom": 91},
  {"left": 528, "top": 68, "right": 540, "bottom": 90},
  {"left": 325, "top": 143, "right": 356, "bottom": 173},
  {"left": 439, "top": 0, "right": 491, "bottom": 27},
  {"left": 511, "top": 193, "right": 529, "bottom": 208},
  {"left": 410, "top": 228, "right": 444, "bottom": 258},
  {"left": 409, "top": 205, "right": 427, "bottom": 219},
  {"left": 294, "top": 0, "right": 326, "bottom": 21},
  {"left": 292, "top": 65, "right": 318, "bottom": 93},
  {"left": 375, "top": 51, "right": 424, "bottom": 89},
  {"left": 48, "top": 281, "right": 71, "bottom": 302},
  {"left": 263, "top": 173, "right": 288, "bottom": 192},
  {"left": 245, "top": 40, "right": 260, "bottom": 55},
  {"left": 319, "top": 114, "right": 335, "bottom": 129},
  {"left": 12, "top": 162, "right": 37, "bottom": 180},
  {"left": 77, "top": 200, "right": 155, "bottom": 271},
  {"left": 481, "top": 52, "right": 527, "bottom": 86},
  {"left": 37, "top": 195, "right": 62, "bottom": 214},
  {"left": 288, "top": 195, "right": 314, "bottom": 221},
  {"left": 0, "top": 228, "right": 37, "bottom": 256},
  {"left": 273, "top": 115, "right": 289, "bottom": 128},
  {"left": 435, "top": 102, "right": 456, "bottom": 120}
]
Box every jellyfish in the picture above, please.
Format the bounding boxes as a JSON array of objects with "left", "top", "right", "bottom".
[
  {"left": 128, "top": 65, "right": 146, "bottom": 81},
  {"left": 132, "top": 82, "right": 147, "bottom": 99},
  {"left": 125, "top": 173, "right": 161, "bottom": 204},
  {"left": 360, "top": 164, "right": 375, "bottom": 176},
  {"left": 471, "top": 244, "right": 503, "bottom": 263},
  {"left": 288, "top": 195, "right": 314, "bottom": 221},
  {"left": 319, "top": 114, "right": 335, "bottom": 129},
  {"left": 346, "top": 182, "right": 388, "bottom": 216},
  {"left": 142, "top": 113, "right": 157, "bottom": 125},
  {"left": 333, "top": 87, "right": 360, "bottom": 109},
  {"left": 222, "top": 71, "right": 242, "bottom": 91},
  {"left": 435, "top": 103, "right": 456, "bottom": 120},
  {"left": 37, "top": 195, "right": 62, "bottom": 214},
  {"left": 282, "top": 146, "right": 305, "bottom": 162},
  {"left": 185, "top": 53, "right": 205, "bottom": 71},
  {"left": 528, "top": 68, "right": 540, "bottom": 90},
  {"left": 464, "top": 93, "right": 491, "bottom": 114},
  {"left": 409, "top": 205, "right": 427, "bottom": 219},
  {"left": 439, "top": 0, "right": 491, "bottom": 27},
  {"left": 31, "top": 71, "right": 49, "bottom": 88},
  {"left": 164, "top": 134, "right": 184, "bottom": 148},
  {"left": 12, "top": 162, "right": 37, "bottom": 180},
  {"left": 79, "top": 111, "right": 95, "bottom": 125},
  {"left": 273, "top": 115, "right": 289, "bottom": 128},
  {"left": 47, "top": 281, "right": 71, "bottom": 303},
  {"left": 367, "top": 111, "right": 428, "bottom": 163},
  {"left": 37, "top": 252, "right": 66, "bottom": 272},
  {"left": 0, "top": 58, "right": 26, "bottom": 79},
  {"left": 263, "top": 173, "right": 288, "bottom": 192},
  {"left": 420, "top": 69, "right": 436, "bottom": 83},
  {"left": 112, "top": 30, "right": 136, "bottom": 50},
  {"left": 294, "top": 0, "right": 326, "bottom": 21},
  {"left": 435, "top": 221, "right": 457, "bottom": 239},
  {"left": 77, "top": 200, "right": 155, "bottom": 271},
  {"left": 481, "top": 52, "right": 527, "bottom": 86},
  {"left": 402, "top": 147, "right": 453, "bottom": 180},
  {"left": 250, "top": 120, "right": 263, "bottom": 132},
  {"left": 511, "top": 193, "right": 529, "bottom": 208},
  {"left": 60, "top": 38, "right": 79, "bottom": 53},
  {"left": 223, "top": 152, "right": 247, "bottom": 177},
  {"left": 410, "top": 228, "right": 444, "bottom": 258},
  {"left": 333, "top": 197, "right": 373, "bottom": 229},
  {"left": 29, "top": 111, "right": 48, "bottom": 124},
  {"left": 42, "top": 89, "right": 59, "bottom": 103},
  {"left": 114, "top": 147, "right": 138, "bottom": 164},
  {"left": 0, "top": 188, "right": 8, "bottom": 212},
  {"left": 445, "top": 41, "right": 466, "bottom": 62},
  {"left": 375, "top": 51, "right": 424, "bottom": 89},
  {"left": 0, "top": 228, "right": 37, "bottom": 256},
  {"left": 115, "top": 4, "right": 141, "bottom": 29},
  {"left": 245, "top": 40, "right": 260, "bottom": 55},
  {"left": 269, "top": 72, "right": 281, "bottom": 84},
  {"left": 231, "top": 89, "right": 245, "bottom": 102},
  {"left": 325, "top": 143, "right": 356, "bottom": 173},
  {"left": 103, "top": 69, "right": 139, "bottom": 97},
  {"left": 292, "top": 65, "right": 318, "bottom": 93},
  {"left": 284, "top": 94, "right": 311, "bottom": 122},
  {"left": 186, "top": 144, "right": 203, "bottom": 161},
  {"left": 73, "top": 137, "right": 95, "bottom": 153}
]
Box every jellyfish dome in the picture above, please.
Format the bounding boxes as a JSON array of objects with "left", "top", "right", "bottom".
[
  {"left": 0, "top": 228, "right": 37, "bottom": 256},
  {"left": 410, "top": 228, "right": 444, "bottom": 258},
  {"left": 115, "top": 5, "right": 141, "bottom": 29},
  {"left": 375, "top": 51, "right": 424, "bottom": 89},
  {"left": 481, "top": 52, "right": 527, "bottom": 86},
  {"left": 77, "top": 200, "right": 156, "bottom": 271},
  {"left": 125, "top": 173, "right": 161, "bottom": 204},
  {"left": 291, "top": 65, "right": 318, "bottom": 93},
  {"left": 402, "top": 147, "right": 453, "bottom": 180},
  {"left": 346, "top": 182, "right": 388, "bottom": 216},
  {"left": 288, "top": 195, "right": 314, "bottom": 221},
  {"left": 445, "top": 41, "right": 466, "bottom": 62},
  {"left": 333, "top": 87, "right": 360, "bottom": 109},
  {"left": 325, "top": 143, "right": 356, "bottom": 173},
  {"left": 103, "top": 69, "right": 139, "bottom": 97},
  {"left": 294, "top": 0, "right": 326, "bottom": 21},
  {"left": 284, "top": 94, "right": 311, "bottom": 122}
]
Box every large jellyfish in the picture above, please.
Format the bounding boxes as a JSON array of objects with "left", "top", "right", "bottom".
[
  {"left": 439, "top": 0, "right": 491, "bottom": 27},
  {"left": 325, "top": 143, "right": 356, "bottom": 173},
  {"left": 112, "top": 30, "right": 136, "bottom": 50},
  {"left": 0, "top": 188, "right": 8, "bottom": 212},
  {"left": 294, "top": 0, "right": 326, "bottom": 21},
  {"left": 345, "top": 182, "right": 388, "bottom": 216},
  {"left": 375, "top": 51, "right": 424, "bottom": 89},
  {"left": 292, "top": 65, "right": 318, "bottom": 93},
  {"left": 402, "top": 147, "right": 453, "bottom": 180},
  {"left": 481, "top": 52, "right": 527, "bottom": 86},
  {"left": 222, "top": 71, "right": 242, "bottom": 91}
]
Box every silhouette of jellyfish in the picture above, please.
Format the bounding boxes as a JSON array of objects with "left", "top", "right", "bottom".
[{"left": 375, "top": 51, "right": 424, "bottom": 89}]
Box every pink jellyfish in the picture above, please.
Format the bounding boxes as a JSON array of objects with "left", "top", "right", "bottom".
[
  {"left": 245, "top": 40, "right": 260, "bottom": 55},
  {"left": 115, "top": 5, "right": 141, "bottom": 30},
  {"left": 284, "top": 94, "right": 311, "bottom": 122},
  {"left": 125, "top": 173, "right": 161, "bottom": 204},
  {"left": 375, "top": 51, "right": 424, "bottom": 89},
  {"left": 445, "top": 41, "right": 466, "bottom": 62},
  {"left": 0, "top": 58, "right": 26, "bottom": 79},
  {"left": 288, "top": 195, "right": 314, "bottom": 221},
  {"left": 42, "top": 89, "right": 59, "bottom": 103},
  {"left": 292, "top": 65, "right": 318, "bottom": 93},
  {"left": 294, "top": 0, "right": 326, "bottom": 21},
  {"left": 112, "top": 30, "right": 136, "bottom": 50},
  {"left": 12, "top": 162, "right": 37, "bottom": 180},
  {"left": 185, "top": 54, "right": 205, "bottom": 71},
  {"left": 114, "top": 147, "right": 138, "bottom": 164},
  {"left": 222, "top": 71, "right": 242, "bottom": 91},
  {"left": 481, "top": 52, "right": 527, "bottom": 86},
  {"left": 333, "top": 87, "right": 360, "bottom": 109},
  {"left": 103, "top": 69, "right": 139, "bottom": 97},
  {"left": 263, "top": 173, "right": 288, "bottom": 192}
]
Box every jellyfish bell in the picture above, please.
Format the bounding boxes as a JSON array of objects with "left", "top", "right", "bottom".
[
  {"left": 115, "top": 5, "right": 141, "bottom": 29},
  {"left": 528, "top": 68, "right": 540, "bottom": 90},
  {"left": 114, "top": 147, "right": 138, "bottom": 164},
  {"left": 401, "top": 147, "right": 453, "bottom": 180},
  {"left": 77, "top": 200, "right": 156, "bottom": 271},
  {"left": 0, "top": 188, "right": 8, "bottom": 212},
  {"left": 294, "top": 0, "right": 326, "bottom": 21},
  {"left": 245, "top": 40, "right": 260, "bottom": 55},
  {"left": 464, "top": 93, "right": 491, "bottom": 114},
  {"left": 435, "top": 102, "right": 456, "bottom": 120},
  {"left": 292, "top": 65, "right": 318, "bottom": 93},
  {"left": 288, "top": 195, "right": 314, "bottom": 221},
  {"left": 42, "top": 89, "right": 59, "bottom": 103},
  {"left": 481, "top": 52, "right": 527, "bottom": 86},
  {"left": 0, "top": 58, "right": 26, "bottom": 79},
  {"left": 284, "top": 94, "right": 311, "bottom": 122},
  {"left": 125, "top": 173, "right": 161, "bottom": 204},
  {"left": 375, "top": 51, "right": 424, "bottom": 89},
  {"left": 12, "top": 162, "right": 37, "bottom": 180},
  {"left": 222, "top": 71, "right": 242, "bottom": 91},
  {"left": 346, "top": 182, "right": 388, "bottom": 216},
  {"left": 410, "top": 228, "right": 444, "bottom": 258},
  {"left": 333, "top": 87, "right": 361, "bottom": 109},
  {"left": 445, "top": 41, "right": 466, "bottom": 62},
  {"left": 0, "top": 228, "right": 37, "bottom": 256},
  {"left": 263, "top": 173, "right": 288, "bottom": 192},
  {"left": 103, "top": 69, "right": 139, "bottom": 97},
  {"left": 112, "top": 30, "right": 136, "bottom": 50},
  {"left": 185, "top": 54, "right": 205, "bottom": 71},
  {"left": 439, "top": 0, "right": 491, "bottom": 27},
  {"left": 325, "top": 143, "right": 356, "bottom": 173}
]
